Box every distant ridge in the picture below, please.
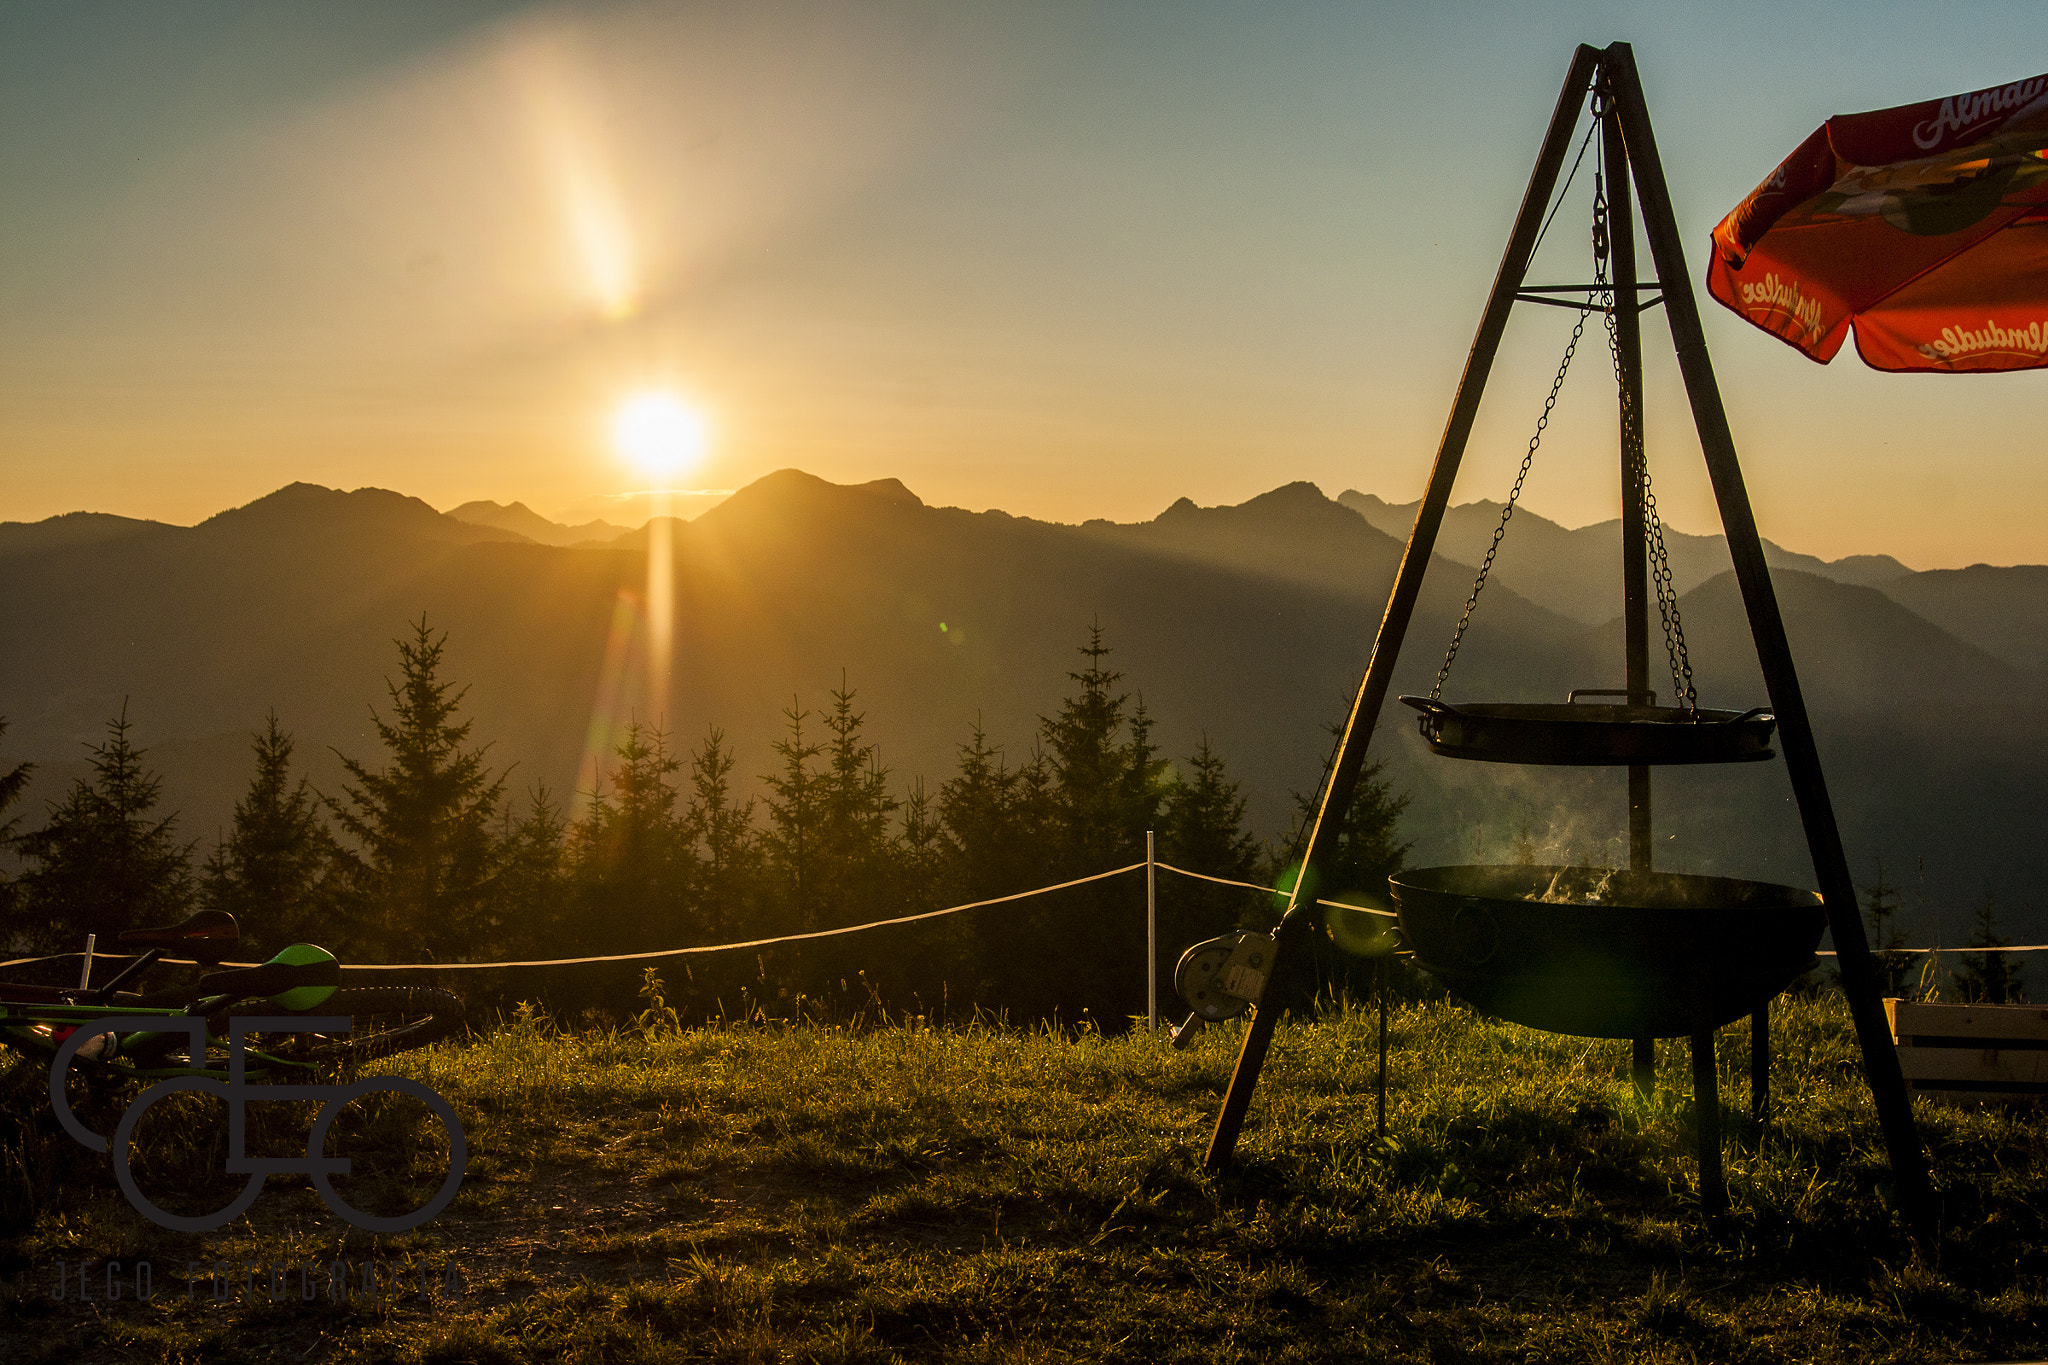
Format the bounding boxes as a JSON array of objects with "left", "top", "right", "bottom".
[
  {"left": 0, "top": 511, "right": 179, "bottom": 560},
  {"left": 202, "top": 483, "right": 531, "bottom": 546},
  {"left": 450, "top": 499, "right": 631, "bottom": 547},
  {"left": 1337, "top": 490, "right": 1915, "bottom": 622},
  {"left": 1, "top": 469, "right": 2043, "bottom": 946},
  {"left": 1881, "top": 564, "right": 2048, "bottom": 673}
]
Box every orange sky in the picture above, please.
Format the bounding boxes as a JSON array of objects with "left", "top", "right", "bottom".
[{"left": 5, "top": 2, "right": 2048, "bottom": 569}]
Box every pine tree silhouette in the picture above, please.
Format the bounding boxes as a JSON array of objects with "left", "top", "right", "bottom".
[
  {"left": 1955, "top": 886, "right": 2026, "bottom": 1004},
  {"left": 326, "top": 618, "right": 506, "bottom": 962},
  {"left": 498, "top": 786, "right": 569, "bottom": 957},
  {"left": 17, "top": 706, "right": 193, "bottom": 952},
  {"left": 762, "top": 701, "right": 825, "bottom": 931},
  {"left": 815, "top": 678, "right": 898, "bottom": 928},
  {"left": 682, "top": 727, "right": 761, "bottom": 940},
  {"left": 1268, "top": 705, "right": 1413, "bottom": 1004},
  {"left": 572, "top": 723, "right": 685, "bottom": 953},
  {"left": 0, "top": 719, "right": 33, "bottom": 937},
  {"left": 1158, "top": 734, "right": 1264, "bottom": 1005},
  {"left": 203, "top": 713, "right": 336, "bottom": 951},
  {"left": 1861, "top": 859, "right": 1913, "bottom": 998}
]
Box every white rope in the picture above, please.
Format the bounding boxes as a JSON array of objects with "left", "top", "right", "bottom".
[
  {"left": 1151, "top": 862, "right": 1399, "bottom": 919},
  {"left": 9, "top": 858, "right": 2039, "bottom": 978},
  {"left": 0, "top": 863, "right": 1148, "bottom": 973},
  {"left": 1816, "top": 946, "right": 2048, "bottom": 957}
]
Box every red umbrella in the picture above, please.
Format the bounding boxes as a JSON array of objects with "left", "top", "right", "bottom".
[{"left": 1708, "top": 72, "right": 2048, "bottom": 371}]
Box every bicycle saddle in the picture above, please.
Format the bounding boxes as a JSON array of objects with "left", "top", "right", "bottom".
[{"left": 118, "top": 909, "right": 239, "bottom": 963}]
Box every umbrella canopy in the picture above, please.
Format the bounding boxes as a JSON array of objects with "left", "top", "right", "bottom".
[{"left": 1708, "top": 73, "right": 2048, "bottom": 371}]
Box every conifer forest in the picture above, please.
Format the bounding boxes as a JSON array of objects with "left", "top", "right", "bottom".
[{"left": 0, "top": 619, "right": 1415, "bottom": 1027}]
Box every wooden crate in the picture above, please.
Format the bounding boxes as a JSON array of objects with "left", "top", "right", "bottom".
[{"left": 1886, "top": 999, "right": 2048, "bottom": 1103}]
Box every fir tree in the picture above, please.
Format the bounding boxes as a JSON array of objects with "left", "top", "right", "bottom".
[
  {"left": 1955, "top": 886, "right": 2026, "bottom": 1005},
  {"left": 899, "top": 778, "right": 948, "bottom": 914},
  {"left": 1032, "top": 625, "right": 1171, "bottom": 1022},
  {"left": 938, "top": 718, "right": 1024, "bottom": 903},
  {"left": 888, "top": 775, "right": 971, "bottom": 1007},
  {"left": 1275, "top": 714, "right": 1412, "bottom": 910},
  {"left": 498, "top": 786, "right": 569, "bottom": 957},
  {"left": 761, "top": 701, "right": 825, "bottom": 930},
  {"left": 1861, "top": 859, "right": 1914, "bottom": 998},
  {"left": 1268, "top": 711, "right": 1413, "bottom": 1003},
  {"left": 203, "top": 714, "right": 335, "bottom": 949},
  {"left": 682, "top": 727, "right": 761, "bottom": 939},
  {"left": 326, "top": 618, "right": 506, "bottom": 962},
  {"left": 571, "top": 723, "right": 686, "bottom": 953},
  {"left": 814, "top": 679, "right": 898, "bottom": 925},
  {"left": 1158, "top": 734, "right": 1263, "bottom": 1007},
  {"left": 16, "top": 708, "right": 193, "bottom": 952},
  {"left": 0, "top": 719, "right": 32, "bottom": 936},
  {"left": 1040, "top": 624, "right": 1167, "bottom": 872},
  {"left": 938, "top": 718, "right": 1042, "bottom": 999}
]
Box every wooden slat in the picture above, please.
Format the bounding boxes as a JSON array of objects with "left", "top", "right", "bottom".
[
  {"left": 1897, "top": 1045, "right": 2048, "bottom": 1087},
  {"left": 1888, "top": 1000, "right": 2048, "bottom": 1043}
]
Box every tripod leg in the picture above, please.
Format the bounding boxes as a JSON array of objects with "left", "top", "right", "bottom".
[
  {"left": 1751, "top": 1003, "right": 1770, "bottom": 1124},
  {"left": 1204, "top": 43, "right": 1606, "bottom": 1173},
  {"left": 1377, "top": 958, "right": 1390, "bottom": 1140},
  {"left": 1690, "top": 1026, "right": 1725, "bottom": 1217},
  {"left": 1632, "top": 1036, "right": 1655, "bottom": 1099},
  {"left": 1604, "top": 40, "right": 1932, "bottom": 1243}
]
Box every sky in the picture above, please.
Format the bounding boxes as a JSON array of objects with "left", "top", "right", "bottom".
[{"left": 4, "top": 1, "right": 2047, "bottom": 569}]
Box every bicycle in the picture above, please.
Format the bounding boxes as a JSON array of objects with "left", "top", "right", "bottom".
[{"left": 0, "top": 910, "right": 467, "bottom": 1232}]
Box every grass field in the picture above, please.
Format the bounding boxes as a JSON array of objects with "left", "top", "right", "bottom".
[{"left": 3, "top": 990, "right": 2046, "bottom": 1364}]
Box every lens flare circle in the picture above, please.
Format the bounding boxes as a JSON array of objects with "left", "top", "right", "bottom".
[{"left": 612, "top": 393, "right": 709, "bottom": 478}]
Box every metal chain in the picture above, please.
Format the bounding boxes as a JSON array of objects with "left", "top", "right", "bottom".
[
  {"left": 1638, "top": 465, "right": 1698, "bottom": 710},
  {"left": 1430, "top": 297, "right": 1596, "bottom": 701},
  {"left": 1596, "top": 181, "right": 1698, "bottom": 713}
]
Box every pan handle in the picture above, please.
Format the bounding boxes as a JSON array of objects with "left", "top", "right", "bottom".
[
  {"left": 1733, "top": 707, "right": 1776, "bottom": 724},
  {"left": 1568, "top": 688, "right": 1656, "bottom": 705},
  {"left": 1397, "top": 694, "right": 1452, "bottom": 744}
]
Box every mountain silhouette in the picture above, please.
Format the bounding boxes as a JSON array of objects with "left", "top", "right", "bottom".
[
  {"left": 1338, "top": 490, "right": 1915, "bottom": 624},
  {"left": 0, "top": 511, "right": 182, "bottom": 560},
  {"left": 202, "top": 483, "right": 531, "bottom": 546},
  {"left": 1878, "top": 565, "right": 2048, "bottom": 673},
  {"left": 449, "top": 499, "right": 632, "bottom": 547},
  {"left": 0, "top": 471, "right": 2039, "bottom": 946}
]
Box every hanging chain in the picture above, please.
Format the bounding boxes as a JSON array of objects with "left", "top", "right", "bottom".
[
  {"left": 1430, "top": 294, "right": 1597, "bottom": 701},
  {"left": 1596, "top": 170, "right": 1698, "bottom": 712}
]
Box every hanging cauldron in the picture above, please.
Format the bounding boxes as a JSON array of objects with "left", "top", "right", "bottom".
[
  {"left": 1389, "top": 864, "right": 1824, "bottom": 1039},
  {"left": 1400, "top": 692, "right": 1777, "bottom": 766}
]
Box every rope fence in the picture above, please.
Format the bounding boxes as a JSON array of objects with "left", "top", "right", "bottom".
[{"left": 3, "top": 857, "right": 2039, "bottom": 974}]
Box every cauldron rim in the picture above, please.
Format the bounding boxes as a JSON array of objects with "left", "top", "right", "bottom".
[{"left": 1390, "top": 862, "right": 1822, "bottom": 912}]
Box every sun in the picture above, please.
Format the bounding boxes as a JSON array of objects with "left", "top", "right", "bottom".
[{"left": 612, "top": 392, "right": 709, "bottom": 481}]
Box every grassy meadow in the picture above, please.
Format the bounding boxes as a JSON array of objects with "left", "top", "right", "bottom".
[{"left": 3, "top": 990, "right": 2047, "bottom": 1364}]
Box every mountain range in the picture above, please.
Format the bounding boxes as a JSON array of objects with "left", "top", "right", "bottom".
[{"left": 1, "top": 473, "right": 2040, "bottom": 948}]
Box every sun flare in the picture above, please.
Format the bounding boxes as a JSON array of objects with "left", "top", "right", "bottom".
[{"left": 612, "top": 392, "right": 710, "bottom": 481}]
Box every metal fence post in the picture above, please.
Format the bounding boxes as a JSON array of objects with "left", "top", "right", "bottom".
[{"left": 1146, "top": 831, "right": 1158, "bottom": 1032}]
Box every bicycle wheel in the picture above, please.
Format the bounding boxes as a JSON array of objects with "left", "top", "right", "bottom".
[{"left": 269, "top": 988, "right": 465, "bottom": 1066}]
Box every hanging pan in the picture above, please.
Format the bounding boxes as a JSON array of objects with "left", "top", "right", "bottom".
[
  {"left": 1390, "top": 863, "right": 1825, "bottom": 1038},
  {"left": 1399, "top": 689, "right": 1775, "bottom": 766}
]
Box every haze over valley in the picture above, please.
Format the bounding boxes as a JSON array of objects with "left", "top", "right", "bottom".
[{"left": 3, "top": 470, "right": 2040, "bottom": 948}]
